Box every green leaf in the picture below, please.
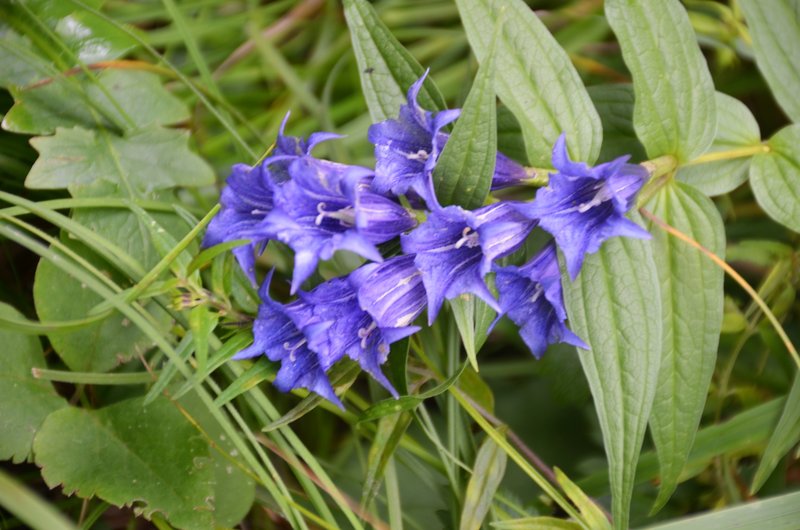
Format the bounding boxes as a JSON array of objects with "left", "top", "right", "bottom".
[
  {"left": 3, "top": 70, "right": 189, "bottom": 135},
  {"left": 739, "top": 0, "right": 800, "bottom": 123},
  {"left": 433, "top": 42, "right": 496, "bottom": 209},
  {"left": 676, "top": 92, "right": 761, "bottom": 196},
  {"left": 176, "top": 390, "right": 256, "bottom": 528},
  {"left": 752, "top": 373, "right": 800, "bottom": 493},
  {"left": 750, "top": 124, "right": 800, "bottom": 232},
  {"left": 449, "top": 294, "right": 496, "bottom": 372},
  {"left": 460, "top": 434, "right": 507, "bottom": 530},
  {"left": 0, "top": 302, "right": 67, "bottom": 463},
  {"left": 33, "top": 396, "right": 214, "bottom": 530},
  {"left": 579, "top": 397, "right": 785, "bottom": 496},
  {"left": 554, "top": 468, "right": 612, "bottom": 530},
  {"left": 587, "top": 84, "right": 646, "bottom": 163},
  {"left": 562, "top": 220, "right": 662, "bottom": 530},
  {"left": 33, "top": 238, "right": 170, "bottom": 372},
  {"left": 361, "top": 412, "right": 413, "bottom": 507},
  {"left": 645, "top": 182, "right": 725, "bottom": 511},
  {"left": 644, "top": 490, "right": 800, "bottom": 530},
  {"left": 26, "top": 126, "right": 214, "bottom": 191},
  {"left": 343, "top": 0, "right": 446, "bottom": 121},
  {"left": 492, "top": 517, "right": 581, "bottom": 530},
  {"left": 455, "top": 0, "right": 602, "bottom": 166},
  {"left": 605, "top": 0, "right": 717, "bottom": 162}
]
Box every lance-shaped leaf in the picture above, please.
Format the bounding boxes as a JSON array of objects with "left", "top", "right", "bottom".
[
  {"left": 750, "top": 124, "right": 800, "bottom": 232},
  {"left": 677, "top": 93, "right": 762, "bottom": 196},
  {"left": 562, "top": 218, "right": 662, "bottom": 530},
  {"left": 739, "top": 0, "right": 800, "bottom": 123},
  {"left": 0, "top": 303, "right": 67, "bottom": 463},
  {"left": 752, "top": 373, "right": 800, "bottom": 493},
  {"left": 455, "top": 0, "right": 602, "bottom": 165},
  {"left": 33, "top": 396, "right": 215, "bottom": 530},
  {"left": 433, "top": 41, "right": 496, "bottom": 209},
  {"left": 343, "top": 0, "right": 446, "bottom": 121},
  {"left": 645, "top": 182, "right": 725, "bottom": 511},
  {"left": 459, "top": 434, "right": 507, "bottom": 530},
  {"left": 588, "top": 84, "right": 646, "bottom": 163},
  {"left": 605, "top": 0, "right": 716, "bottom": 162}
]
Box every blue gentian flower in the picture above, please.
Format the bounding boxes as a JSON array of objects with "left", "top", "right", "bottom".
[
  {"left": 402, "top": 201, "right": 536, "bottom": 324},
  {"left": 352, "top": 254, "right": 427, "bottom": 329},
  {"left": 367, "top": 72, "right": 460, "bottom": 203},
  {"left": 232, "top": 272, "right": 342, "bottom": 408},
  {"left": 203, "top": 116, "right": 341, "bottom": 283},
  {"left": 494, "top": 243, "right": 588, "bottom": 358},
  {"left": 300, "top": 275, "right": 420, "bottom": 396},
  {"left": 258, "top": 156, "right": 417, "bottom": 293},
  {"left": 203, "top": 163, "right": 276, "bottom": 283},
  {"left": 490, "top": 152, "right": 533, "bottom": 190},
  {"left": 515, "top": 134, "right": 650, "bottom": 280}
]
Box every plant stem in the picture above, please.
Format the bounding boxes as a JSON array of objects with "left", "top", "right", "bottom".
[{"left": 682, "top": 144, "right": 770, "bottom": 166}]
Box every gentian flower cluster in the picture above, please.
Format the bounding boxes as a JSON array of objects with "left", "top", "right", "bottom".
[{"left": 206, "top": 73, "right": 651, "bottom": 405}]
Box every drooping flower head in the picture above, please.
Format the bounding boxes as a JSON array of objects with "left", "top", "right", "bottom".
[
  {"left": 257, "top": 156, "right": 417, "bottom": 293},
  {"left": 367, "top": 71, "right": 460, "bottom": 203},
  {"left": 232, "top": 272, "right": 342, "bottom": 408},
  {"left": 299, "top": 273, "right": 421, "bottom": 396},
  {"left": 494, "top": 243, "right": 588, "bottom": 358},
  {"left": 353, "top": 254, "right": 427, "bottom": 329},
  {"left": 515, "top": 134, "right": 651, "bottom": 280},
  {"left": 402, "top": 200, "right": 536, "bottom": 324}
]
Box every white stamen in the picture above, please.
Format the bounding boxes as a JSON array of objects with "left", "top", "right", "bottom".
[
  {"left": 283, "top": 338, "right": 307, "bottom": 362},
  {"left": 529, "top": 284, "right": 544, "bottom": 304},
  {"left": 315, "top": 202, "right": 356, "bottom": 227},
  {"left": 454, "top": 227, "right": 480, "bottom": 249},
  {"left": 406, "top": 149, "right": 429, "bottom": 161},
  {"left": 358, "top": 322, "right": 377, "bottom": 349}
]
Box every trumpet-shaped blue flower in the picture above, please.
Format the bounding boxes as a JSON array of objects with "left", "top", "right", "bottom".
[
  {"left": 402, "top": 201, "right": 536, "bottom": 324},
  {"left": 258, "top": 156, "right": 417, "bottom": 293},
  {"left": 300, "top": 275, "right": 420, "bottom": 396},
  {"left": 203, "top": 118, "right": 342, "bottom": 283},
  {"left": 494, "top": 243, "right": 588, "bottom": 358},
  {"left": 232, "top": 272, "right": 342, "bottom": 407},
  {"left": 203, "top": 163, "right": 276, "bottom": 283},
  {"left": 352, "top": 254, "right": 427, "bottom": 329},
  {"left": 367, "top": 73, "right": 459, "bottom": 203},
  {"left": 515, "top": 134, "right": 650, "bottom": 279}
]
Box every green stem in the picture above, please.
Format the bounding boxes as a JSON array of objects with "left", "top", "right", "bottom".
[
  {"left": 636, "top": 154, "right": 679, "bottom": 207},
  {"left": 682, "top": 144, "right": 770, "bottom": 166}
]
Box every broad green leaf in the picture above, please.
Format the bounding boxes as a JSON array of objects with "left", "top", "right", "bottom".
[
  {"left": 750, "top": 124, "right": 800, "bottom": 232},
  {"left": 752, "top": 373, "right": 800, "bottom": 493},
  {"left": 579, "top": 397, "right": 785, "bottom": 496},
  {"left": 33, "top": 396, "right": 214, "bottom": 530},
  {"left": 587, "top": 84, "right": 646, "bottom": 163},
  {"left": 361, "top": 412, "right": 413, "bottom": 507},
  {"left": 0, "top": 302, "right": 67, "bottom": 463},
  {"left": 643, "top": 490, "right": 800, "bottom": 530},
  {"left": 677, "top": 93, "right": 762, "bottom": 196},
  {"left": 605, "top": 0, "right": 717, "bottom": 162},
  {"left": 562, "top": 221, "right": 662, "bottom": 530},
  {"left": 0, "top": 27, "right": 55, "bottom": 88},
  {"left": 3, "top": 70, "right": 189, "bottom": 135},
  {"left": 450, "top": 294, "right": 496, "bottom": 372},
  {"left": 176, "top": 390, "right": 256, "bottom": 528},
  {"left": 343, "top": 0, "right": 446, "bottom": 121},
  {"left": 33, "top": 238, "right": 170, "bottom": 372},
  {"left": 433, "top": 43, "right": 496, "bottom": 208},
  {"left": 26, "top": 126, "right": 214, "bottom": 191},
  {"left": 739, "top": 0, "right": 800, "bottom": 123},
  {"left": 456, "top": 0, "right": 602, "bottom": 165},
  {"left": 645, "top": 182, "right": 725, "bottom": 511},
  {"left": 459, "top": 434, "right": 507, "bottom": 530},
  {"left": 496, "top": 107, "right": 527, "bottom": 164},
  {"left": 554, "top": 468, "right": 612, "bottom": 530},
  {"left": 70, "top": 183, "right": 193, "bottom": 271},
  {"left": 5, "top": 0, "right": 138, "bottom": 65}
]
